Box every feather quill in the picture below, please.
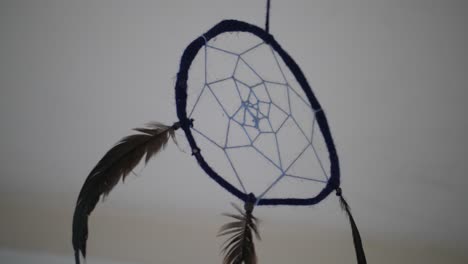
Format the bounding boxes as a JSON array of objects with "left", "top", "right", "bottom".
[
  {"left": 72, "top": 122, "right": 179, "bottom": 264},
  {"left": 218, "top": 202, "right": 260, "bottom": 264}
]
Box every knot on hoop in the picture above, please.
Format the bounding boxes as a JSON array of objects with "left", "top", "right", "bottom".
[
  {"left": 335, "top": 187, "right": 343, "bottom": 197},
  {"left": 171, "top": 121, "right": 181, "bottom": 130},
  {"left": 244, "top": 193, "right": 257, "bottom": 212},
  {"left": 179, "top": 118, "right": 194, "bottom": 130},
  {"left": 191, "top": 146, "right": 201, "bottom": 156}
]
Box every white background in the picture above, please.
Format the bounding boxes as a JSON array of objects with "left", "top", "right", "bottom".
[{"left": 1, "top": 0, "right": 467, "bottom": 263}]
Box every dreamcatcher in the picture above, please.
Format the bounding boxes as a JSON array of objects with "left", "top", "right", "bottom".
[{"left": 73, "top": 1, "right": 367, "bottom": 263}]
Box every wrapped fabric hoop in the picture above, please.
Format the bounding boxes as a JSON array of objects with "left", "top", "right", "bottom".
[{"left": 175, "top": 19, "right": 340, "bottom": 206}]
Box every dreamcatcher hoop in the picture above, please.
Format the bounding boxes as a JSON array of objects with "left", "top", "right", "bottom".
[
  {"left": 175, "top": 20, "right": 340, "bottom": 206},
  {"left": 73, "top": 5, "right": 366, "bottom": 264}
]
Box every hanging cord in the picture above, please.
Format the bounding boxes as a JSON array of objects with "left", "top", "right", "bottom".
[
  {"left": 265, "top": 0, "right": 271, "bottom": 33},
  {"left": 336, "top": 188, "right": 367, "bottom": 264}
]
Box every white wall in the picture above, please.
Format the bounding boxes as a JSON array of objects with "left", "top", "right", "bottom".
[
  {"left": 1, "top": 0, "right": 467, "bottom": 263},
  {"left": 1, "top": 200, "right": 467, "bottom": 263}
]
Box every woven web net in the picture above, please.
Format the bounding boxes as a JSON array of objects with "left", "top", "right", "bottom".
[{"left": 186, "top": 32, "right": 331, "bottom": 201}]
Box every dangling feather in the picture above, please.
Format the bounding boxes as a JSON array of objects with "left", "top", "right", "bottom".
[
  {"left": 336, "top": 188, "right": 367, "bottom": 264},
  {"left": 218, "top": 202, "right": 260, "bottom": 264},
  {"left": 72, "top": 122, "right": 179, "bottom": 264}
]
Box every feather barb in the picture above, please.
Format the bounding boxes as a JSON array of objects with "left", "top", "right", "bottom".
[
  {"left": 72, "top": 121, "right": 179, "bottom": 264},
  {"left": 218, "top": 202, "right": 260, "bottom": 264}
]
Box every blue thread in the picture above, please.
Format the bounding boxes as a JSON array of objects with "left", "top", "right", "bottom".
[
  {"left": 190, "top": 39, "right": 330, "bottom": 202},
  {"left": 175, "top": 20, "right": 341, "bottom": 206}
]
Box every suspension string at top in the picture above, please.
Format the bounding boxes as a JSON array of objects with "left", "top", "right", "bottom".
[{"left": 265, "top": 0, "right": 271, "bottom": 33}]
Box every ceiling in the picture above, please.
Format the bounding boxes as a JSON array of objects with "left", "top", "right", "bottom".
[{"left": 1, "top": 0, "right": 467, "bottom": 263}]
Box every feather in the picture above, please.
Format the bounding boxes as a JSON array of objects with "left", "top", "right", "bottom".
[
  {"left": 72, "top": 122, "right": 179, "bottom": 264},
  {"left": 218, "top": 202, "right": 261, "bottom": 264},
  {"left": 337, "top": 188, "right": 367, "bottom": 264}
]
